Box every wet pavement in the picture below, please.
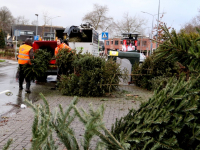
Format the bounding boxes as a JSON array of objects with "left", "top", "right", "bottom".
[
  {"left": 0, "top": 59, "right": 57, "bottom": 116},
  {"left": 0, "top": 60, "right": 19, "bottom": 116},
  {"left": 0, "top": 59, "right": 154, "bottom": 149},
  {"left": 0, "top": 58, "right": 133, "bottom": 117},
  {"left": 0, "top": 83, "right": 153, "bottom": 150}
]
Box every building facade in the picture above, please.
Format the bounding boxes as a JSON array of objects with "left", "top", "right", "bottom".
[
  {"left": 11, "top": 25, "right": 64, "bottom": 42},
  {"left": 104, "top": 37, "right": 156, "bottom": 56}
]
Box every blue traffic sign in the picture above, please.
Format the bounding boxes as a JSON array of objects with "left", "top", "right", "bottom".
[
  {"left": 34, "top": 35, "right": 39, "bottom": 41},
  {"left": 102, "top": 32, "right": 108, "bottom": 40}
]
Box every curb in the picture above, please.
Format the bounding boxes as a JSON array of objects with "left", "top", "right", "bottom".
[{"left": 0, "top": 60, "right": 18, "bottom": 66}]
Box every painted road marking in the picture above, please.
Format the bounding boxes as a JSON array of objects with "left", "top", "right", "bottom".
[{"left": 0, "top": 90, "right": 10, "bottom": 95}]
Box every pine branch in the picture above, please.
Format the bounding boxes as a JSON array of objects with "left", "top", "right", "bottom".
[{"left": 2, "top": 139, "right": 13, "bottom": 150}]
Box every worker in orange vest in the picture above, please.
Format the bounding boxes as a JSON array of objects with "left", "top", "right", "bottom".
[
  {"left": 18, "top": 38, "right": 34, "bottom": 93},
  {"left": 54, "top": 38, "right": 71, "bottom": 56},
  {"left": 55, "top": 38, "right": 72, "bottom": 81}
]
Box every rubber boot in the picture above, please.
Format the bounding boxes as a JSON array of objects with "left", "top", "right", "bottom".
[
  {"left": 25, "top": 82, "right": 31, "bottom": 93},
  {"left": 19, "top": 81, "right": 23, "bottom": 90}
]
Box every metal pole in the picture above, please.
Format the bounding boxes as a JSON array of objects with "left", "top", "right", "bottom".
[
  {"left": 36, "top": 15, "right": 38, "bottom": 36},
  {"left": 15, "top": 29, "right": 17, "bottom": 60},
  {"left": 50, "top": 19, "right": 52, "bottom": 41},
  {"left": 150, "top": 15, "right": 154, "bottom": 55},
  {"left": 48, "top": 16, "right": 60, "bottom": 41},
  {"left": 156, "top": 0, "right": 160, "bottom": 49},
  {"left": 139, "top": 36, "right": 142, "bottom": 53},
  {"left": 141, "top": 36, "right": 143, "bottom": 54},
  {"left": 35, "top": 14, "right": 38, "bottom": 36}
]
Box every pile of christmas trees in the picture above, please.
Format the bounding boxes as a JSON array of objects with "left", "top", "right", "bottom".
[
  {"left": 132, "top": 25, "right": 200, "bottom": 91},
  {"left": 56, "top": 49, "right": 128, "bottom": 96},
  {"left": 110, "top": 76, "right": 200, "bottom": 149},
  {"left": 110, "top": 26, "right": 200, "bottom": 149}
]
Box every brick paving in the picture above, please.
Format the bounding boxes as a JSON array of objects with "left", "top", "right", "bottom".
[{"left": 0, "top": 85, "right": 153, "bottom": 150}]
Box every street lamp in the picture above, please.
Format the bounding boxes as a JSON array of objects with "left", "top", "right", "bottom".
[
  {"left": 141, "top": 11, "right": 158, "bottom": 55},
  {"left": 142, "top": 10, "right": 163, "bottom": 55},
  {"left": 35, "top": 14, "right": 38, "bottom": 36},
  {"left": 156, "top": 0, "right": 160, "bottom": 49},
  {"left": 49, "top": 16, "right": 60, "bottom": 41}
]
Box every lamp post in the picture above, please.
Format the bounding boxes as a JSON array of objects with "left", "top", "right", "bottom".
[
  {"left": 142, "top": 10, "right": 163, "bottom": 55},
  {"left": 49, "top": 16, "right": 60, "bottom": 41},
  {"left": 141, "top": 11, "right": 158, "bottom": 55},
  {"left": 35, "top": 14, "right": 38, "bottom": 36},
  {"left": 156, "top": 0, "right": 160, "bottom": 49}
]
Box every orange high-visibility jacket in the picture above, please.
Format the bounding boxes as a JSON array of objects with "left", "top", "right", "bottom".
[
  {"left": 55, "top": 43, "right": 72, "bottom": 56},
  {"left": 18, "top": 44, "right": 32, "bottom": 64}
]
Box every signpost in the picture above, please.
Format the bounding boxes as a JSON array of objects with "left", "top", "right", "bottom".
[
  {"left": 14, "top": 30, "right": 20, "bottom": 60},
  {"left": 102, "top": 32, "right": 108, "bottom": 40},
  {"left": 34, "top": 35, "right": 39, "bottom": 41},
  {"left": 101, "top": 32, "right": 109, "bottom": 55}
]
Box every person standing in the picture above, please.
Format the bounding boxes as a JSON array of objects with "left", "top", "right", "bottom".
[
  {"left": 18, "top": 38, "right": 34, "bottom": 93},
  {"left": 54, "top": 38, "right": 71, "bottom": 56},
  {"left": 55, "top": 38, "right": 71, "bottom": 81}
]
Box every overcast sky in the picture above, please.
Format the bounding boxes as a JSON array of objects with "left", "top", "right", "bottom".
[{"left": 1, "top": 0, "right": 200, "bottom": 37}]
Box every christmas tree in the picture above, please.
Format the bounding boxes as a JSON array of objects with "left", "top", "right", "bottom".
[{"left": 0, "top": 29, "right": 5, "bottom": 48}]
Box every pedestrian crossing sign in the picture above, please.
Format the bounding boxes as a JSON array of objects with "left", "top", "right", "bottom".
[{"left": 102, "top": 32, "right": 108, "bottom": 40}]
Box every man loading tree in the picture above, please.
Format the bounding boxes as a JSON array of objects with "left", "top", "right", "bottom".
[
  {"left": 55, "top": 38, "right": 71, "bottom": 81},
  {"left": 18, "top": 38, "right": 34, "bottom": 93},
  {"left": 55, "top": 38, "right": 71, "bottom": 56}
]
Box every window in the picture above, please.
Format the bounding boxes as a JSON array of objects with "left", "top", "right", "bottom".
[
  {"left": 120, "top": 41, "right": 123, "bottom": 44},
  {"left": 143, "top": 41, "right": 147, "bottom": 46},
  {"left": 115, "top": 40, "right": 118, "bottom": 45},
  {"left": 20, "top": 31, "right": 25, "bottom": 35},
  {"left": 138, "top": 41, "right": 140, "bottom": 46},
  {"left": 111, "top": 41, "right": 113, "bottom": 44},
  {"left": 27, "top": 31, "right": 34, "bottom": 35},
  {"left": 106, "top": 41, "right": 109, "bottom": 45},
  {"left": 92, "top": 30, "right": 98, "bottom": 44},
  {"left": 45, "top": 33, "right": 54, "bottom": 37}
]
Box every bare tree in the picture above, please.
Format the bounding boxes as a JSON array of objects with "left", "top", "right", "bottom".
[
  {"left": 31, "top": 20, "right": 37, "bottom": 25},
  {"left": 43, "top": 11, "right": 51, "bottom": 26},
  {"left": 14, "top": 16, "right": 29, "bottom": 25},
  {"left": 0, "top": 6, "right": 15, "bottom": 34},
  {"left": 180, "top": 22, "right": 200, "bottom": 34},
  {"left": 180, "top": 8, "right": 200, "bottom": 33},
  {"left": 41, "top": 11, "right": 51, "bottom": 38},
  {"left": 113, "top": 12, "right": 147, "bottom": 36},
  {"left": 82, "top": 4, "right": 113, "bottom": 31}
]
